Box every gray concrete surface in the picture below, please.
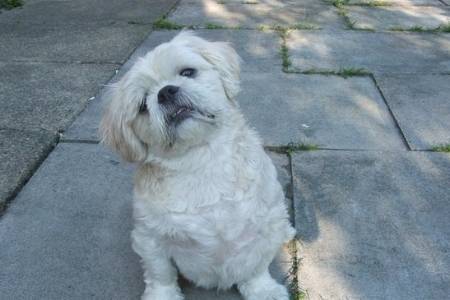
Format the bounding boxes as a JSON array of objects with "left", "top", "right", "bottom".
[
  {"left": 347, "top": 6, "right": 450, "bottom": 31},
  {"left": 0, "top": 0, "right": 176, "bottom": 206},
  {"left": 0, "top": 143, "right": 293, "bottom": 299},
  {"left": 0, "top": 62, "right": 116, "bottom": 132},
  {"left": 0, "top": 0, "right": 177, "bottom": 26},
  {"left": 376, "top": 74, "right": 450, "bottom": 150},
  {"left": 238, "top": 73, "right": 405, "bottom": 149},
  {"left": 169, "top": 0, "right": 346, "bottom": 30},
  {"left": 63, "top": 30, "right": 282, "bottom": 142},
  {"left": 0, "top": 23, "right": 152, "bottom": 63},
  {"left": 292, "top": 151, "right": 450, "bottom": 300},
  {"left": 287, "top": 31, "right": 450, "bottom": 74},
  {"left": 0, "top": 129, "right": 57, "bottom": 211},
  {"left": 347, "top": 0, "right": 444, "bottom": 4},
  {"left": 3, "top": 0, "right": 450, "bottom": 299}
]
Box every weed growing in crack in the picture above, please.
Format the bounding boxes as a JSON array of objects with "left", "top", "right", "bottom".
[
  {"left": 391, "top": 23, "right": 450, "bottom": 33},
  {"left": 204, "top": 23, "right": 241, "bottom": 29},
  {"left": 355, "top": 0, "right": 391, "bottom": 6},
  {"left": 300, "top": 68, "right": 370, "bottom": 78},
  {"left": 0, "top": 0, "right": 22, "bottom": 9},
  {"left": 287, "top": 240, "right": 308, "bottom": 300},
  {"left": 153, "top": 17, "right": 184, "bottom": 30},
  {"left": 431, "top": 144, "right": 450, "bottom": 152},
  {"left": 265, "top": 143, "right": 319, "bottom": 155}
]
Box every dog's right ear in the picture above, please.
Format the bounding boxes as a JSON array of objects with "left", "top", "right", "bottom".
[
  {"left": 172, "top": 31, "right": 241, "bottom": 101},
  {"left": 99, "top": 77, "right": 147, "bottom": 163},
  {"left": 199, "top": 41, "right": 241, "bottom": 101}
]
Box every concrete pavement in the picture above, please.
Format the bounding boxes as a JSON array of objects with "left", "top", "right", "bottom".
[
  {"left": 1, "top": 0, "right": 450, "bottom": 299},
  {"left": 0, "top": 0, "right": 178, "bottom": 210}
]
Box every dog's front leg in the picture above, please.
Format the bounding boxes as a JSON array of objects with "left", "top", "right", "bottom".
[
  {"left": 238, "top": 269, "right": 289, "bottom": 300},
  {"left": 132, "top": 228, "right": 183, "bottom": 300}
]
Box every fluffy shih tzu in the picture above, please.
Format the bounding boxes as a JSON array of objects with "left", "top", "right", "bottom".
[{"left": 100, "top": 31, "right": 295, "bottom": 300}]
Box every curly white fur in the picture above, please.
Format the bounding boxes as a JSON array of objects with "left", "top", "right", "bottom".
[{"left": 100, "top": 31, "right": 295, "bottom": 300}]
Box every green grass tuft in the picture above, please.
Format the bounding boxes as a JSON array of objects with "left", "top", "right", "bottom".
[
  {"left": 391, "top": 23, "right": 450, "bottom": 33},
  {"left": 259, "top": 23, "right": 318, "bottom": 32},
  {"left": 0, "top": 0, "right": 23, "bottom": 9},
  {"left": 300, "top": 67, "right": 369, "bottom": 77},
  {"left": 284, "top": 142, "right": 319, "bottom": 154},
  {"left": 406, "top": 25, "right": 426, "bottom": 32},
  {"left": 352, "top": 0, "right": 391, "bottom": 6},
  {"left": 289, "top": 22, "right": 319, "bottom": 30},
  {"left": 335, "top": 5, "right": 375, "bottom": 31},
  {"left": 204, "top": 23, "right": 241, "bottom": 29},
  {"left": 330, "top": 0, "right": 349, "bottom": 8},
  {"left": 286, "top": 240, "right": 309, "bottom": 300},
  {"left": 437, "top": 23, "right": 450, "bottom": 32},
  {"left": 294, "top": 290, "right": 308, "bottom": 300},
  {"left": 153, "top": 17, "right": 184, "bottom": 30},
  {"left": 205, "top": 23, "right": 226, "bottom": 29},
  {"left": 280, "top": 44, "right": 292, "bottom": 70},
  {"left": 431, "top": 144, "right": 450, "bottom": 152},
  {"left": 339, "top": 67, "right": 370, "bottom": 77},
  {"left": 265, "top": 143, "right": 319, "bottom": 154}
]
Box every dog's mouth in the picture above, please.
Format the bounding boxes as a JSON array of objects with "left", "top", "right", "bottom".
[
  {"left": 169, "top": 106, "right": 193, "bottom": 123},
  {"left": 167, "top": 104, "right": 215, "bottom": 125}
]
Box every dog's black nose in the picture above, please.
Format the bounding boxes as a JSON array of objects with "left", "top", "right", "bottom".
[{"left": 158, "top": 85, "right": 179, "bottom": 104}]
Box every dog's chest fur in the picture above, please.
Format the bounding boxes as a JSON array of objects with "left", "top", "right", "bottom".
[{"left": 132, "top": 130, "right": 292, "bottom": 288}]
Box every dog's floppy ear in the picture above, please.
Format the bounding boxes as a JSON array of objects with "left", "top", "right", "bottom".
[
  {"left": 99, "top": 77, "right": 147, "bottom": 162},
  {"left": 199, "top": 41, "right": 241, "bottom": 100},
  {"left": 173, "top": 31, "right": 241, "bottom": 101}
]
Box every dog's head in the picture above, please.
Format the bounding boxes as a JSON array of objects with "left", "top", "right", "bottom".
[{"left": 100, "top": 31, "right": 241, "bottom": 162}]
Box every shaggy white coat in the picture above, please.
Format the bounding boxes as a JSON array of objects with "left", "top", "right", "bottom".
[{"left": 100, "top": 31, "right": 295, "bottom": 300}]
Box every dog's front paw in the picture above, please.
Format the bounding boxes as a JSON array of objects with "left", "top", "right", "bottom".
[
  {"left": 239, "top": 272, "right": 289, "bottom": 300},
  {"left": 142, "top": 284, "right": 184, "bottom": 300}
]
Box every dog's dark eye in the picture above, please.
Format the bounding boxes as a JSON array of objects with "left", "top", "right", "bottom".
[
  {"left": 179, "top": 68, "right": 196, "bottom": 78},
  {"left": 139, "top": 93, "right": 148, "bottom": 113}
]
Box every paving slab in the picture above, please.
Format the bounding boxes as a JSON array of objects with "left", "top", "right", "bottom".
[
  {"left": 0, "top": 62, "right": 116, "bottom": 133},
  {"left": 292, "top": 151, "right": 450, "bottom": 300},
  {"left": 0, "top": 23, "right": 153, "bottom": 63},
  {"left": 63, "top": 29, "right": 282, "bottom": 141},
  {"left": 347, "top": 5, "right": 450, "bottom": 31},
  {"left": 238, "top": 73, "right": 403, "bottom": 149},
  {"left": 0, "top": 128, "right": 57, "bottom": 211},
  {"left": 287, "top": 31, "right": 450, "bottom": 74},
  {"left": 375, "top": 74, "right": 450, "bottom": 150},
  {"left": 0, "top": 0, "right": 178, "bottom": 26},
  {"left": 0, "top": 143, "right": 294, "bottom": 299},
  {"left": 347, "top": 0, "right": 444, "bottom": 5},
  {"left": 169, "top": 0, "right": 346, "bottom": 30}
]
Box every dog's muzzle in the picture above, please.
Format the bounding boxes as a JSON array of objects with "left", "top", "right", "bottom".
[
  {"left": 158, "top": 85, "right": 215, "bottom": 126},
  {"left": 158, "top": 85, "right": 193, "bottom": 125}
]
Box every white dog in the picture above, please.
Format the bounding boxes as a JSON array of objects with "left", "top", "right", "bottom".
[{"left": 100, "top": 31, "right": 295, "bottom": 300}]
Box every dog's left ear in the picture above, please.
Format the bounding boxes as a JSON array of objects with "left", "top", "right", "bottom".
[
  {"left": 99, "top": 76, "right": 148, "bottom": 163},
  {"left": 200, "top": 41, "right": 241, "bottom": 101}
]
